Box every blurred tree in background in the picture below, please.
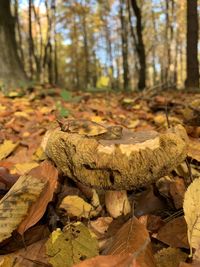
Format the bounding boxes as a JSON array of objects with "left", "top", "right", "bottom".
[
  {"left": 0, "top": 0, "right": 199, "bottom": 91},
  {"left": 0, "top": 0, "right": 27, "bottom": 87}
]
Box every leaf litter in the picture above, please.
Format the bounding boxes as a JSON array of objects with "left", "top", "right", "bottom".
[{"left": 0, "top": 88, "right": 200, "bottom": 266}]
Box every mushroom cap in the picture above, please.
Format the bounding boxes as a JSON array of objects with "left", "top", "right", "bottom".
[{"left": 44, "top": 124, "right": 188, "bottom": 190}]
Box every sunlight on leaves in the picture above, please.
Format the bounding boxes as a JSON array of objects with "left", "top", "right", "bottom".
[
  {"left": 0, "top": 140, "right": 18, "bottom": 160},
  {"left": 46, "top": 223, "right": 99, "bottom": 267},
  {"left": 183, "top": 177, "right": 200, "bottom": 258},
  {"left": 0, "top": 173, "right": 46, "bottom": 242}
]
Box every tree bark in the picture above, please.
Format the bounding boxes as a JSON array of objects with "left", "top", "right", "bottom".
[
  {"left": 14, "top": 0, "right": 25, "bottom": 67},
  {"left": 119, "top": 0, "right": 129, "bottom": 91},
  {"left": 0, "top": 0, "right": 27, "bottom": 88},
  {"left": 82, "top": 13, "right": 90, "bottom": 89},
  {"left": 130, "top": 0, "right": 146, "bottom": 90},
  {"left": 185, "top": 0, "right": 199, "bottom": 89}
]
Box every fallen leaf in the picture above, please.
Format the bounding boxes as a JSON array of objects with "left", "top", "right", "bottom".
[
  {"left": 155, "top": 216, "right": 189, "bottom": 248},
  {"left": 73, "top": 253, "right": 144, "bottom": 267},
  {"left": 155, "top": 247, "right": 188, "bottom": 267},
  {"left": 169, "top": 178, "right": 186, "bottom": 209},
  {"left": 59, "top": 195, "right": 98, "bottom": 218},
  {"left": 0, "top": 160, "right": 57, "bottom": 242},
  {"left": 12, "top": 162, "right": 39, "bottom": 175},
  {"left": 156, "top": 216, "right": 189, "bottom": 249},
  {"left": 0, "top": 140, "right": 18, "bottom": 160},
  {"left": 0, "top": 239, "right": 49, "bottom": 267},
  {"left": 17, "top": 160, "right": 58, "bottom": 235},
  {"left": 187, "top": 138, "right": 200, "bottom": 162},
  {"left": 0, "top": 167, "right": 19, "bottom": 189},
  {"left": 134, "top": 186, "right": 167, "bottom": 217},
  {"left": 103, "top": 217, "right": 155, "bottom": 267},
  {"left": 184, "top": 177, "right": 200, "bottom": 258},
  {"left": 46, "top": 222, "right": 99, "bottom": 267},
  {"left": 89, "top": 217, "right": 113, "bottom": 237}
]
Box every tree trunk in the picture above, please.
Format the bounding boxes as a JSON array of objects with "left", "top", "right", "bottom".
[
  {"left": 130, "top": 0, "right": 146, "bottom": 90},
  {"left": 28, "top": 0, "right": 33, "bottom": 79},
  {"left": 0, "top": 0, "right": 27, "bottom": 88},
  {"left": 185, "top": 0, "right": 199, "bottom": 89},
  {"left": 14, "top": 0, "right": 25, "bottom": 67},
  {"left": 119, "top": 0, "right": 129, "bottom": 91},
  {"left": 82, "top": 14, "right": 90, "bottom": 89}
]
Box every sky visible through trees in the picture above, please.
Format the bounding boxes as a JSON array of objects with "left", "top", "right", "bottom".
[{"left": 0, "top": 0, "right": 198, "bottom": 91}]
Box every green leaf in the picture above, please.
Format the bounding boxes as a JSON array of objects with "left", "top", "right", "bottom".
[
  {"left": 60, "top": 90, "right": 72, "bottom": 101},
  {"left": 56, "top": 101, "right": 70, "bottom": 117},
  {"left": 60, "top": 106, "right": 70, "bottom": 117},
  {"left": 46, "top": 223, "right": 99, "bottom": 267}
]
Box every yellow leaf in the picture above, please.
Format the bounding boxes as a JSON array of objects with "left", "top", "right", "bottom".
[
  {"left": 12, "top": 162, "right": 39, "bottom": 175},
  {"left": 7, "top": 91, "right": 20, "bottom": 98},
  {"left": 96, "top": 76, "right": 109, "bottom": 88},
  {"left": 183, "top": 177, "right": 200, "bottom": 258},
  {"left": 0, "top": 170, "right": 46, "bottom": 242},
  {"left": 32, "top": 146, "right": 47, "bottom": 161},
  {"left": 14, "top": 111, "right": 30, "bottom": 119},
  {"left": 0, "top": 140, "right": 18, "bottom": 160},
  {"left": 122, "top": 98, "right": 133, "bottom": 104},
  {"left": 0, "top": 256, "right": 15, "bottom": 267},
  {"left": 22, "top": 131, "right": 30, "bottom": 137},
  {"left": 59, "top": 196, "right": 97, "bottom": 218},
  {"left": 127, "top": 119, "right": 140, "bottom": 129},
  {"left": 40, "top": 106, "right": 54, "bottom": 114},
  {"left": 0, "top": 105, "right": 6, "bottom": 111},
  {"left": 91, "top": 116, "right": 103, "bottom": 123}
]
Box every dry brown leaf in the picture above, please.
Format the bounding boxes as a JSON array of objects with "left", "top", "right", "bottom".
[
  {"left": 155, "top": 247, "right": 188, "bottom": 267},
  {"left": 73, "top": 253, "right": 145, "bottom": 267},
  {"left": 0, "top": 239, "right": 49, "bottom": 267},
  {"left": 169, "top": 178, "right": 186, "bottom": 209},
  {"left": 89, "top": 217, "right": 113, "bottom": 237},
  {"left": 17, "top": 160, "right": 58, "bottom": 235},
  {"left": 187, "top": 138, "right": 200, "bottom": 162},
  {"left": 139, "top": 215, "right": 164, "bottom": 233},
  {"left": 134, "top": 186, "right": 167, "bottom": 217},
  {"left": 0, "top": 167, "right": 19, "bottom": 189},
  {"left": 156, "top": 216, "right": 189, "bottom": 249},
  {"left": 179, "top": 262, "right": 200, "bottom": 267},
  {"left": 103, "top": 217, "right": 156, "bottom": 267}
]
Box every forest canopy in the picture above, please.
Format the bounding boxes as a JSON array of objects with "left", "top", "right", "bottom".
[{"left": 0, "top": 0, "right": 199, "bottom": 91}]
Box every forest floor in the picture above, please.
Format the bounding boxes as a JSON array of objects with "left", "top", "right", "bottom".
[{"left": 0, "top": 86, "right": 200, "bottom": 267}]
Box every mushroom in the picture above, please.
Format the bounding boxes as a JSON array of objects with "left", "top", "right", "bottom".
[{"left": 43, "top": 121, "right": 188, "bottom": 217}]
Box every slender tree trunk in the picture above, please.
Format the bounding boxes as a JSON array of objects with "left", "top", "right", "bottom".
[
  {"left": 14, "top": 0, "right": 25, "bottom": 67},
  {"left": 130, "top": 0, "right": 146, "bottom": 90},
  {"left": 52, "top": 0, "right": 58, "bottom": 84},
  {"left": 28, "top": 0, "right": 33, "bottom": 79},
  {"left": 185, "top": 0, "right": 199, "bottom": 89},
  {"left": 151, "top": 8, "right": 157, "bottom": 86},
  {"left": 32, "top": 3, "right": 43, "bottom": 81},
  {"left": 119, "top": 0, "right": 129, "bottom": 91},
  {"left": 105, "top": 19, "right": 114, "bottom": 89},
  {"left": 44, "top": 0, "right": 54, "bottom": 84},
  {"left": 82, "top": 14, "right": 90, "bottom": 89},
  {"left": 0, "top": 0, "right": 27, "bottom": 88},
  {"left": 163, "top": 0, "right": 169, "bottom": 84},
  {"left": 72, "top": 15, "right": 80, "bottom": 89}
]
